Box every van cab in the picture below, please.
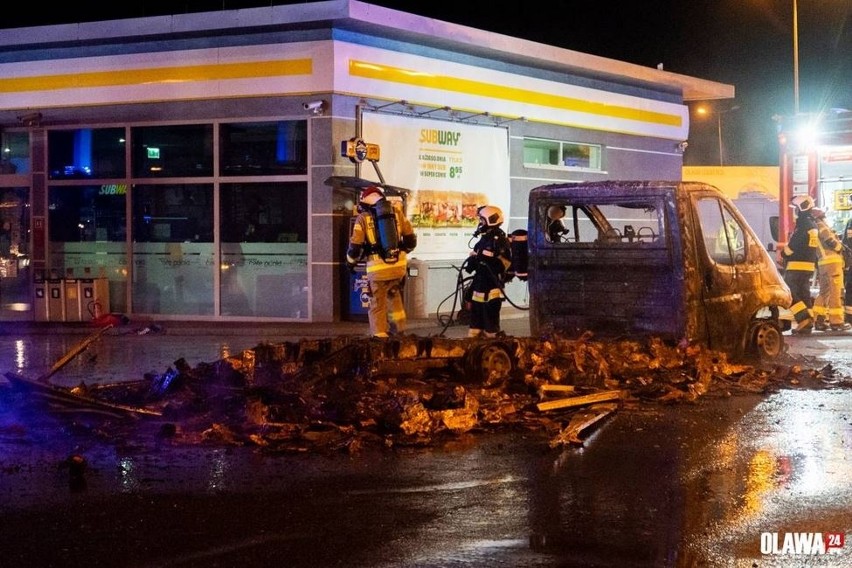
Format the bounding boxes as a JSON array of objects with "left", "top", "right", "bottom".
[{"left": 527, "top": 181, "right": 792, "bottom": 360}]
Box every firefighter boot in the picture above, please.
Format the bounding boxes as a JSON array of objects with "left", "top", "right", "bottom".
[{"left": 814, "top": 316, "right": 829, "bottom": 332}]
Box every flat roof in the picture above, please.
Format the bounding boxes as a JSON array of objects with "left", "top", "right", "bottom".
[{"left": 0, "top": 0, "right": 733, "bottom": 102}]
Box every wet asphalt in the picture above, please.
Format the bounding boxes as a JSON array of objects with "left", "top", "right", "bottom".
[{"left": 1, "top": 313, "right": 850, "bottom": 567}]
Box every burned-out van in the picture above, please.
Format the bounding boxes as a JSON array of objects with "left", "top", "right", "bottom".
[{"left": 527, "top": 181, "right": 792, "bottom": 360}]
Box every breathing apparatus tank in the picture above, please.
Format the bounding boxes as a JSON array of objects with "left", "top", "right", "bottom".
[
  {"left": 360, "top": 186, "right": 401, "bottom": 263},
  {"left": 508, "top": 229, "right": 528, "bottom": 280}
]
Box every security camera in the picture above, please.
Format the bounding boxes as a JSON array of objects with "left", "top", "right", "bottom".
[
  {"left": 18, "top": 112, "right": 42, "bottom": 127},
  {"left": 303, "top": 100, "right": 326, "bottom": 113}
]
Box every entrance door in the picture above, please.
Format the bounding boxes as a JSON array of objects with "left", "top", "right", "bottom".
[{"left": 0, "top": 186, "right": 31, "bottom": 322}]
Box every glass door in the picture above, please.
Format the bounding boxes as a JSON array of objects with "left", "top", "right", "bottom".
[{"left": 0, "top": 186, "right": 31, "bottom": 321}]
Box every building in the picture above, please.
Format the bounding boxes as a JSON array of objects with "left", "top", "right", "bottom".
[{"left": 0, "top": 0, "right": 732, "bottom": 323}]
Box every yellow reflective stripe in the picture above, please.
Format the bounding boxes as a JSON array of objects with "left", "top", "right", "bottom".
[
  {"left": 789, "top": 300, "right": 808, "bottom": 315},
  {"left": 363, "top": 214, "right": 378, "bottom": 248},
  {"left": 0, "top": 59, "right": 312, "bottom": 93},
  {"left": 786, "top": 261, "right": 815, "bottom": 271},
  {"left": 349, "top": 60, "right": 681, "bottom": 127},
  {"left": 807, "top": 229, "right": 819, "bottom": 248}
]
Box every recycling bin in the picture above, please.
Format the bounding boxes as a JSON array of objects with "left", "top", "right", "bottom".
[
  {"left": 46, "top": 278, "right": 65, "bottom": 322},
  {"left": 346, "top": 264, "right": 369, "bottom": 322}
]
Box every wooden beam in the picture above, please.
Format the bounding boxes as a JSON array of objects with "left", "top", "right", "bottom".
[
  {"left": 536, "top": 389, "right": 623, "bottom": 412},
  {"left": 538, "top": 384, "right": 576, "bottom": 396},
  {"left": 549, "top": 402, "right": 619, "bottom": 447},
  {"left": 37, "top": 324, "right": 114, "bottom": 383}
]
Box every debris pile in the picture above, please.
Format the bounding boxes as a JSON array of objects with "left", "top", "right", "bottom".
[{"left": 3, "top": 331, "right": 842, "bottom": 453}]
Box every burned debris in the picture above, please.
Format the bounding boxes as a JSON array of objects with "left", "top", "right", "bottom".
[{"left": 2, "top": 330, "right": 841, "bottom": 455}]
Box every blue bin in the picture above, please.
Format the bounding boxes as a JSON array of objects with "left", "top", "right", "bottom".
[{"left": 347, "top": 264, "right": 369, "bottom": 321}]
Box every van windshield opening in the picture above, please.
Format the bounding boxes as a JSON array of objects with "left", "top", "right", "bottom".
[{"left": 541, "top": 198, "right": 667, "bottom": 246}]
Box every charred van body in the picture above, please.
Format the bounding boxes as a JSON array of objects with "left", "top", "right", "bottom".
[{"left": 527, "top": 181, "right": 792, "bottom": 360}]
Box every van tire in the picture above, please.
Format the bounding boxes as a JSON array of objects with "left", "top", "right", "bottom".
[
  {"left": 465, "top": 341, "right": 514, "bottom": 387},
  {"left": 747, "top": 320, "right": 784, "bottom": 360}
]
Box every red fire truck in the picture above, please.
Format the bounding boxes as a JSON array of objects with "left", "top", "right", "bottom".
[{"left": 777, "top": 110, "right": 852, "bottom": 246}]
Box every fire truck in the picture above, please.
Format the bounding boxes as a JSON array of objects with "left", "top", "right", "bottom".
[{"left": 777, "top": 110, "right": 852, "bottom": 245}]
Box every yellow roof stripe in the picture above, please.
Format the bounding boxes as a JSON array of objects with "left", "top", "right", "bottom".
[
  {"left": 0, "top": 59, "right": 312, "bottom": 93},
  {"left": 350, "top": 59, "right": 681, "bottom": 127}
]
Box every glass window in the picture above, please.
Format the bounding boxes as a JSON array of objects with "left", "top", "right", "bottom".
[
  {"left": 523, "top": 138, "right": 560, "bottom": 166},
  {"left": 131, "top": 124, "right": 213, "bottom": 178},
  {"left": 523, "top": 137, "right": 602, "bottom": 170},
  {"left": 132, "top": 184, "right": 213, "bottom": 243},
  {"left": 48, "top": 185, "right": 127, "bottom": 243},
  {"left": 131, "top": 184, "right": 214, "bottom": 315},
  {"left": 220, "top": 121, "right": 308, "bottom": 176},
  {"left": 220, "top": 182, "right": 308, "bottom": 318},
  {"left": 695, "top": 197, "right": 748, "bottom": 265},
  {"left": 47, "top": 184, "right": 128, "bottom": 311},
  {"left": 1, "top": 131, "right": 30, "bottom": 174},
  {"left": 48, "top": 128, "right": 126, "bottom": 179}
]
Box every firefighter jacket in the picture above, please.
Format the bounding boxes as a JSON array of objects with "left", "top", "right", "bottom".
[
  {"left": 466, "top": 227, "right": 512, "bottom": 303},
  {"left": 814, "top": 217, "right": 843, "bottom": 268},
  {"left": 346, "top": 202, "right": 416, "bottom": 282},
  {"left": 781, "top": 212, "right": 819, "bottom": 272}
]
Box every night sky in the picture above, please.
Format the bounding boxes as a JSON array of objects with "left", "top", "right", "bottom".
[{"left": 2, "top": 0, "right": 850, "bottom": 166}]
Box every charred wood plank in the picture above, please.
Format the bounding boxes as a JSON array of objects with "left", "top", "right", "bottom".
[
  {"left": 4, "top": 372, "right": 161, "bottom": 417},
  {"left": 536, "top": 389, "right": 623, "bottom": 412},
  {"left": 549, "top": 402, "right": 619, "bottom": 447},
  {"left": 36, "top": 324, "right": 114, "bottom": 383}
]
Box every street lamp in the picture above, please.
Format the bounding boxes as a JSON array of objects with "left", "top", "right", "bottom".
[
  {"left": 696, "top": 105, "right": 740, "bottom": 166},
  {"left": 793, "top": 0, "right": 799, "bottom": 114}
]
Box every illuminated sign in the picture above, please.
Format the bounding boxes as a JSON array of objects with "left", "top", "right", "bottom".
[
  {"left": 99, "top": 184, "right": 127, "bottom": 196},
  {"left": 147, "top": 147, "right": 160, "bottom": 159}
]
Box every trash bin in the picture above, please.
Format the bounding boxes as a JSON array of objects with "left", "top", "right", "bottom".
[
  {"left": 46, "top": 278, "right": 65, "bottom": 322},
  {"left": 64, "top": 279, "right": 82, "bottom": 322},
  {"left": 33, "top": 278, "right": 49, "bottom": 322},
  {"left": 80, "top": 277, "right": 110, "bottom": 321},
  {"left": 404, "top": 257, "right": 428, "bottom": 319},
  {"left": 345, "top": 263, "right": 369, "bottom": 322}
]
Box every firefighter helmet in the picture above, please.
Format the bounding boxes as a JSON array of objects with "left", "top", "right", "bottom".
[
  {"left": 790, "top": 194, "right": 814, "bottom": 212},
  {"left": 547, "top": 205, "right": 566, "bottom": 220},
  {"left": 359, "top": 185, "right": 384, "bottom": 206},
  {"left": 477, "top": 205, "right": 504, "bottom": 227}
]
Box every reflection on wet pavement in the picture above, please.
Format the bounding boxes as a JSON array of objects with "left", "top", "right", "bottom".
[{"left": 2, "top": 332, "right": 257, "bottom": 388}]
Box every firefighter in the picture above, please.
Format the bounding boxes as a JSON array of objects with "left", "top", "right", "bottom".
[
  {"left": 465, "top": 205, "right": 513, "bottom": 338},
  {"left": 546, "top": 205, "right": 569, "bottom": 243},
  {"left": 714, "top": 217, "right": 742, "bottom": 258},
  {"left": 811, "top": 208, "right": 850, "bottom": 331},
  {"left": 346, "top": 186, "right": 417, "bottom": 338},
  {"left": 780, "top": 195, "right": 820, "bottom": 335}
]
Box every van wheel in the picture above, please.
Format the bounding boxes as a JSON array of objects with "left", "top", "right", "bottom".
[
  {"left": 466, "top": 342, "right": 514, "bottom": 387},
  {"left": 748, "top": 320, "right": 784, "bottom": 359}
]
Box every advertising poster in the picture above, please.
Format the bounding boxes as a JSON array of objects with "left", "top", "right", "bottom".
[{"left": 363, "top": 113, "right": 510, "bottom": 261}]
